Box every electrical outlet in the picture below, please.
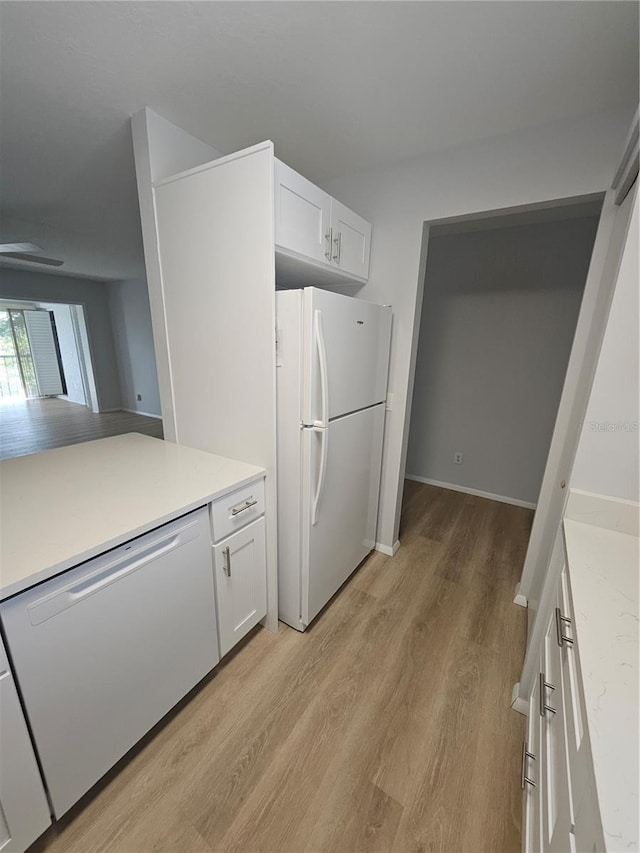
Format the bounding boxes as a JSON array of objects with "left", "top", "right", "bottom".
[
  {"left": 136, "top": 393, "right": 142, "bottom": 401},
  {"left": 454, "top": 452, "right": 463, "bottom": 464}
]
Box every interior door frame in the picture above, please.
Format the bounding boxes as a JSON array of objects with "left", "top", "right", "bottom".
[
  {"left": 0, "top": 294, "right": 100, "bottom": 412},
  {"left": 398, "top": 190, "right": 606, "bottom": 534},
  {"left": 517, "top": 108, "right": 638, "bottom": 614}
]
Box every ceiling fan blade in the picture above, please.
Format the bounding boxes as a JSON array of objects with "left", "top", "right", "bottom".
[
  {"left": 0, "top": 242, "right": 43, "bottom": 254},
  {"left": 0, "top": 252, "right": 64, "bottom": 267}
]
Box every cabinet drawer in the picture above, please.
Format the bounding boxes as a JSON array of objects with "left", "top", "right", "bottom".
[{"left": 210, "top": 477, "right": 265, "bottom": 542}]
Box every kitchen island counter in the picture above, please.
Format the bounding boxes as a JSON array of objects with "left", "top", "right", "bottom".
[{"left": 0, "top": 433, "right": 264, "bottom": 601}]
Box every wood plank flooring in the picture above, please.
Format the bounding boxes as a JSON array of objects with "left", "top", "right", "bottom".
[
  {"left": 0, "top": 398, "right": 163, "bottom": 459},
  {"left": 32, "top": 482, "right": 531, "bottom": 853}
]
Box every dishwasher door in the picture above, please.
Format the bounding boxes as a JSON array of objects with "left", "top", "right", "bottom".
[{"left": 0, "top": 506, "right": 219, "bottom": 818}]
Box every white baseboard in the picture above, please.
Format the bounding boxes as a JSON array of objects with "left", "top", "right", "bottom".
[
  {"left": 513, "top": 582, "right": 528, "bottom": 608},
  {"left": 511, "top": 682, "right": 529, "bottom": 716},
  {"left": 405, "top": 474, "right": 537, "bottom": 510},
  {"left": 121, "top": 408, "right": 163, "bottom": 420},
  {"left": 375, "top": 540, "right": 401, "bottom": 556}
]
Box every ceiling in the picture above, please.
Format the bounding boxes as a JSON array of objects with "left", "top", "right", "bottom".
[{"left": 0, "top": 1, "right": 638, "bottom": 282}]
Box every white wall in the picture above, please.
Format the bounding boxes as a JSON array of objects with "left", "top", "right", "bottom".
[
  {"left": 407, "top": 215, "right": 599, "bottom": 506},
  {"left": 37, "top": 302, "right": 86, "bottom": 406},
  {"left": 0, "top": 268, "right": 121, "bottom": 410},
  {"left": 324, "top": 108, "right": 632, "bottom": 550},
  {"left": 571, "top": 189, "right": 639, "bottom": 501},
  {"left": 108, "top": 278, "right": 161, "bottom": 417},
  {"left": 131, "top": 108, "right": 223, "bottom": 434}
]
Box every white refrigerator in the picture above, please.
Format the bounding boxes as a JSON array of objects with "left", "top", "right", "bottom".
[{"left": 276, "top": 287, "right": 392, "bottom": 631}]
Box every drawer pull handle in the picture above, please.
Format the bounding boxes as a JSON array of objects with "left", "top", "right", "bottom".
[
  {"left": 521, "top": 740, "right": 536, "bottom": 789},
  {"left": 223, "top": 546, "right": 231, "bottom": 577},
  {"left": 555, "top": 607, "right": 574, "bottom": 647},
  {"left": 231, "top": 499, "right": 258, "bottom": 516},
  {"left": 539, "top": 672, "right": 557, "bottom": 716}
]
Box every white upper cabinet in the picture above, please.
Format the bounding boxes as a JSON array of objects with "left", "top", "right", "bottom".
[
  {"left": 275, "top": 160, "right": 332, "bottom": 266},
  {"left": 274, "top": 158, "right": 371, "bottom": 283},
  {"left": 330, "top": 199, "right": 371, "bottom": 280}
]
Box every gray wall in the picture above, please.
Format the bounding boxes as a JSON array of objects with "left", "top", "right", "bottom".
[
  {"left": 324, "top": 108, "right": 630, "bottom": 549},
  {"left": 406, "top": 215, "right": 600, "bottom": 505},
  {"left": 107, "top": 278, "right": 161, "bottom": 417},
  {"left": 0, "top": 268, "right": 121, "bottom": 410},
  {"left": 38, "top": 302, "right": 86, "bottom": 405}
]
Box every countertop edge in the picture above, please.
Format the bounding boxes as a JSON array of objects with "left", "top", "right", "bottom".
[{"left": 0, "top": 468, "right": 265, "bottom": 604}]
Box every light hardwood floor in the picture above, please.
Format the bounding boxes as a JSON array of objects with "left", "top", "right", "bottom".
[
  {"left": 33, "top": 482, "right": 531, "bottom": 853},
  {"left": 0, "top": 398, "right": 163, "bottom": 459}
]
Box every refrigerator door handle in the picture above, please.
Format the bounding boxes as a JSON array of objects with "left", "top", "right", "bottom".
[
  {"left": 314, "top": 309, "right": 329, "bottom": 428},
  {"left": 311, "top": 426, "right": 329, "bottom": 526}
]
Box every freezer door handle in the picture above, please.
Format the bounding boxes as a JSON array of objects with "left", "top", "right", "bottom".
[
  {"left": 311, "top": 426, "right": 329, "bottom": 526},
  {"left": 313, "top": 309, "right": 329, "bottom": 428},
  {"left": 27, "top": 518, "right": 200, "bottom": 625}
]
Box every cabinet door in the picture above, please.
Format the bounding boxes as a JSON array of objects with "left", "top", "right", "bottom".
[
  {"left": 523, "top": 675, "right": 542, "bottom": 853},
  {"left": 330, "top": 199, "right": 371, "bottom": 280},
  {"left": 541, "top": 605, "right": 574, "bottom": 853},
  {"left": 0, "top": 640, "right": 51, "bottom": 852},
  {"left": 213, "top": 517, "right": 267, "bottom": 657},
  {"left": 274, "top": 160, "right": 332, "bottom": 266}
]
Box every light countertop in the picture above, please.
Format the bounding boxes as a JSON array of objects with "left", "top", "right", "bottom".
[
  {"left": 563, "top": 511, "right": 639, "bottom": 853},
  {"left": 0, "top": 433, "right": 264, "bottom": 602}
]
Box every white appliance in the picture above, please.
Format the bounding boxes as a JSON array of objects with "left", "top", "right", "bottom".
[
  {"left": 0, "top": 507, "right": 219, "bottom": 818},
  {"left": 276, "top": 287, "right": 392, "bottom": 631}
]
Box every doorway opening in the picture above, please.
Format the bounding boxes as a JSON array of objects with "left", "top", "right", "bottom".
[
  {"left": 399, "top": 195, "right": 604, "bottom": 573},
  {"left": 0, "top": 308, "right": 40, "bottom": 399},
  {"left": 0, "top": 300, "right": 98, "bottom": 410}
]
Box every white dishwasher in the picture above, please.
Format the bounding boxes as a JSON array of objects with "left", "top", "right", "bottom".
[{"left": 0, "top": 506, "right": 219, "bottom": 818}]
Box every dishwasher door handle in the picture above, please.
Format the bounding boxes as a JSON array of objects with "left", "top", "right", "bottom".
[{"left": 27, "top": 517, "right": 200, "bottom": 625}]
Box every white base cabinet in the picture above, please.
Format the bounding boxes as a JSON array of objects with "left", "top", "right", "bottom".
[
  {"left": 522, "top": 560, "right": 603, "bottom": 853},
  {"left": 210, "top": 478, "right": 267, "bottom": 657},
  {"left": 0, "top": 637, "right": 50, "bottom": 853},
  {"left": 213, "top": 517, "right": 267, "bottom": 657}
]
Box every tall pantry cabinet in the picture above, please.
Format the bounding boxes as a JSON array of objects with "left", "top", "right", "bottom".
[
  {"left": 152, "top": 142, "right": 278, "bottom": 630},
  {"left": 148, "top": 140, "right": 372, "bottom": 633}
]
